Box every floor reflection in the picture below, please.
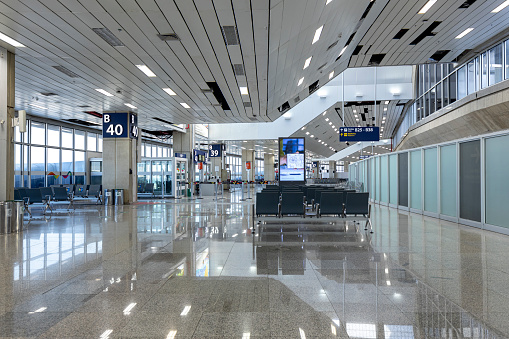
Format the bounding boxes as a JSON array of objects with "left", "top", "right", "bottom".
[{"left": 0, "top": 192, "right": 508, "bottom": 338}]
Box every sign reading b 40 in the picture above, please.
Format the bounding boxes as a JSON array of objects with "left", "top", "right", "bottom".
[{"left": 103, "top": 113, "right": 138, "bottom": 139}]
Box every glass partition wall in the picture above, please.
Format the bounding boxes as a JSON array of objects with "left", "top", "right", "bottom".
[{"left": 349, "top": 130, "right": 509, "bottom": 236}]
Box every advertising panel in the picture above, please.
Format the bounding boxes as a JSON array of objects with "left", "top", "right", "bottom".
[{"left": 279, "top": 138, "right": 305, "bottom": 182}]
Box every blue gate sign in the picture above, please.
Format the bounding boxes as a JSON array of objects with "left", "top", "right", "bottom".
[
  {"left": 360, "top": 155, "right": 371, "bottom": 160},
  {"left": 339, "top": 127, "right": 380, "bottom": 142},
  {"left": 208, "top": 144, "right": 222, "bottom": 158},
  {"left": 103, "top": 113, "right": 128, "bottom": 139},
  {"left": 129, "top": 113, "right": 138, "bottom": 139}
]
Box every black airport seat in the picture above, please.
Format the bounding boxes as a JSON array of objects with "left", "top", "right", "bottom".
[
  {"left": 280, "top": 192, "right": 305, "bottom": 217},
  {"left": 88, "top": 185, "right": 103, "bottom": 204},
  {"left": 40, "top": 187, "right": 54, "bottom": 201},
  {"left": 74, "top": 185, "right": 88, "bottom": 197},
  {"left": 317, "top": 192, "right": 344, "bottom": 217},
  {"left": 256, "top": 192, "right": 280, "bottom": 217},
  {"left": 25, "top": 188, "right": 52, "bottom": 217},
  {"left": 344, "top": 192, "right": 370, "bottom": 216}
]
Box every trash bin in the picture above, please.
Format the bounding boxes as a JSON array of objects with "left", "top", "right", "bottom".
[
  {"left": 104, "top": 189, "right": 114, "bottom": 206},
  {"left": 0, "top": 201, "right": 25, "bottom": 234},
  {"left": 115, "top": 189, "right": 124, "bottom": 205},
  {"left": 187, "top": 188, "right": 191, "bottom": 197}
]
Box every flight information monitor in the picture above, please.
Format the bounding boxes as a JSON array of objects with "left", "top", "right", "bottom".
[{"left": 279, "top": 138, "right": 305, "bottom": 182}]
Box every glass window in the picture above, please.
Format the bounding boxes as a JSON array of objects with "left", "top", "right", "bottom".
[
  {"left": 47, "top": 125, "right": 60, "bottom": 147},
  {"left": 47, "top": 148, "right": 60, "bottom": 173},
  {"left": 14, "top": 125, "right": 22, "bottom": 143},
  {"left": 87, "top": 133, "right": 97, "bottom": 151},
  {"left": 440, "top": 144, "right": 457, "bottom": 217},
  {"left": 62, "top": 150, "right": 73, "bottom": 172},
  {"left": 15, "top": 175, "right": 22, "bottom": 188},
  {"left": 505, "top": 41, "right": 509, "bottom": 80},
  {"left": 449, "top": 72, "right": 457, "bottom": 103},
  {"left": 460, "top": 140, "right": 481, "bottom": 222},
  {"left": 485, "top": 135, "right": 509, "bottom": 228},
  {"left": 467, "top": 61, "right": 476, "bottom": 94},
  {"left": 31, "top": 175, "right": 45, "bottom": 188},
  {"left": 424, "top": 148, "right": 438, "bottom": 213},
  {"left": 457, "top": 66, "right": 467, "bottom": 99},
  {"left": 24, "top": 145, "right": 29, "bottom": 172},
  {"left": 31, "top": 122, "right": 45, "bottom": 145},
  {"left": 158, "top": 146, "right": 162, "bottom": 158},
  {"left": 152, "top": 145, "right": 157, "bottom": 158},
  {"left": 481, "top": 52, "right": 488, "bottom": 88},
  {"left": 75, "top": 176, "right": 85, "bottom": 185},
  {"left": 75, "top": 130, "right": 85, "bottom": 150},
  {"left": 98, "top": 136, "right": 103, "bottom": 152},
  {"left": 30, "top": 146, "right": 45, "bottom": 171},
  {"left": 145, "top": 144, "right": 152, "bottom": 158},
  {"left": 488, "top": 44, "right": 503, "bottom": 85},
  {"left": 410, "top": 150, "right": 422, "bottom": 210},
  {"left": 62, "top": 128, "right": 73, "bottom": 148},
  {"left": 75, "top": 151, "right": 85, "bottom": 172},
  {"left": 14, "top": 144, "right": 21, "bottom": 171},
  {"left": 141, "top": 143, "right": 145, "bottom": 157}
]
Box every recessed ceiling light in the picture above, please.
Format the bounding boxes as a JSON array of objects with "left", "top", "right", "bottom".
[
  {"left": 124, "top": 103, "right": 137, "bottom": 109},
  {"left": 0, "top": 32, "right": 25, "bottom": 47},
  {"left": 310, "top": 135, "right": 314, "bottom": 138},
  {"left": 29, "top": 104, "right": 48, "bottom": 110},
  {"left": 353, "top": 110, "right": 357, "bottom": 113},
  {"left": 456, "top": 28, "right": 474, "bottom": 39},
  {"left": 303, "top": 56, "right": 312, "bottom": 69},
  {"left": 298, "top": 77, "right": 304, "bottom": 86},
  {"left": 384, "top": 108, "right": 387, "bottom": 111},
  {"left": 418, "top": 0, "right": 437, "bottom": 14},
  {"left": 240, "top": 87, "right": 249, "bottom": 95},
  {"left": 325, "top": 118, "right": 329, "bottom": 121},
  {"left": 180, "top": 103, "right": 190, "bottom": 109},
  {"left": 339, "top": 46, "right": 348, "bottom": 57},
  {"left": 301, "top": 127, "right": 306, "bottom": 130},
  {"left": 492, "top": 0, "right": 509, "bottom": 12},
  {"left": 329, "top": 122, "right": 332, "bottom": 125},
  {"left": 332, "top": 125, "right": 335, "bottom": 129},
  {"left": 312, "top": 25, "right": 323, "bottom": 44},
  {"left": 322, "top": 111, "right": 327, "bottom": 116},
  {"left": 384, "top": 101, "right": 389, "bottom": 105},
  {"left": 326, "top": 0, "right": 333, "bottom": 4},
  {"left": 306, "top": 132, "right": 310, "bottom": 135},
  {"left": 136, "top": 64, "right": 157, "bottom": 77},
  {"left": 329, "top": 71, "right": 335, "bottom": 80},
  {"left": 95, "top": 89, "right": 114, "bottom": 97},
  {"left": 163, "top": 88, "right": 177, "bottom": 96}
]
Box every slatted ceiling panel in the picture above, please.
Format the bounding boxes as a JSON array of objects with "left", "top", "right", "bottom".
[{"left": 252, "top": 8, "right": 269, "bottom": 118}]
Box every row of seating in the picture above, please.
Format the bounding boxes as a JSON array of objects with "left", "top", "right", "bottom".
[
  {"left": 15, "top": 187, "right": 72, "bottom": 218},
  {"left": 257, "top": 185, "right": 370, "bottom": 219},
  {"left": 48, "top": 184, "right": 103, "bottom": 204},
  {"left": 137, "top": 183, "right": 155, "bottom": 197}
]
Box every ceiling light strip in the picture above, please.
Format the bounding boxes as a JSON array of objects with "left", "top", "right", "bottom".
[
  {"left": 492, "top": 0, "right": 509, "bottom": 12},
  {"left": 136, "top": 64, "right": 157, "bottom": 77},
  {"left": 418, "top": 0, "right": 437, "bottom": 14},
  {"left": 312, "top": 26, "right": 323, "bottom": 44},
  {"left": 455, "top": 28, "right": 474, "bottom": 39},
  {"left": 0, "top": 32, "right": 25, "bottom": 47}
]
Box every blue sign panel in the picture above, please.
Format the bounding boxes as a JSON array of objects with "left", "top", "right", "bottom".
[
  {"left": 208, "top": 144, "right": 222, "bottom": 158},
  {"left": 103, "top": 113, "right": 128, "bottom": 138},
  {"left": 129, "top": 113, "right": 138, "bottom": 139},
  {"left": 175, "top": 153, "right": 187, "bottom": 159},
  {"left": 312, "top": 162, "right": 319, "bottom": 168},
  {"left": 193, "top": 150, "right": 208, "bottom": 163},
  {"left": 360, "top": 155, "right": 372, "bottom": 160},
  {"left": 339, "top": 127, "right": 380, "bottom": 142}
]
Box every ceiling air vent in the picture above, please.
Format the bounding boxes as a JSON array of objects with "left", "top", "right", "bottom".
[
  {"left": 309, "top": 80, "right": 319, "bottom": 94},
  {"left": 410, "top": 22, "right": 441, "bottom": 45},
  {"left": 317, "top": 63, "right": 327, "bottom": 71},
  {"left": 206, "top": 82, "right": 231, "bottom": 110},
  {"left": 41, "top": 92, "right": 57, "bottom": 96},
  {"left": 157, "top": 33, "right": 180, "bottom": 41},
  {"left": 459, "top": 0, "right": 477, "bottom": 8},
  {"left": 368, "top": 54, "right": 386, "bottom": 66},
  {"left": 430, "top": 50, "right": 450, "bottom": 62},
  {"left": 327, "top": 40, "right": 339, "bottom": 51},
  {"left": 221, "top": 26, "right": 239, "bottom": 46},
  {"left": 393, "top": 29, "right": 409, "bottom": 39},
  {"left": 243, "top": 102, "right": 252, "bottom": 108},
  {"left": 294, "top": 96, "right": 300, "bottom": 103},
  {"left": 92, "top": 27, "right": 124, "bottom": 47},
  {"left": 233, "top": 64, "right": 245, "bottom": 76},
  {"left": 52, "top": 65, "right": 80, "bottom": 78}
]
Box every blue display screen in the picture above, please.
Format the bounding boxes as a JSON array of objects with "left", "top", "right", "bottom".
[{"left": 279, "top": 138, "right": 305, "bottom": 182}]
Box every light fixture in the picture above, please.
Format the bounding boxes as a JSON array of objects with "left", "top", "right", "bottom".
[
  {"left": 310, "top": 134, "right": 314, "bottom": 138},
  {"left": 95, "top": 89, "right": 114, "bottom": 97},
  {"left": 100, "top": 330, "right": 113, "bottom": 339},
  {"left": 163, "top": 88, "right": 177, "bottom": 96},
  {"left": 124, "top": 103, "right": 137, "bottom": 109},
  {"left": 28, "top": 307, "right": 47, "bottom": 314},
  {"left": 304, "top": 56, "right": 312, "bottom": 69},
  {"left": 301, "top": 127, "right": 306, "bottom": 130},
  {"left": 329, "top": 71, "right": 334, "bottom": 79},
  {"left": 418, "top": 0, "right": 437, "bottom": 14},
  {"left": 306, "top": 132, "right": 310, "bottom": 135},
  {"left": 492, "top": 0, "right": 509, "bottom": 12},
  {"left": 123, "top": 303, "right": 137, "bottom": 315},
  {"left": 298, "top": 77, "right": 304, "bottom": 86},
  {"left": 322, "top": 111, "right": 327, "bottom": 116},
  {"left": 325, "top": 118, "right": 329, "bottom": 121},
  {"left": 339, "top": 46, "right": 348, "bottom": 57},
  {"left": 136, "top": 64, "right": 157, "bottom": 77},
  {"left": 312, "top": 25, "right": 323, "bottom": 44},
  {"left": 455, "top": 28, "right": 474, "bottom": 39},
  {"left": 28, "top": 104, "right": 48, "bottom": 110},
  {"left": 384, "top": 101, "right": 389, "bottom": 104},
  {"left": 180, "top": 103, "right": 191, "bottom": 109},
  {"left": 353, "top": 110, "right": 357, "bottom": 113},
  {"left": 167, "top": 331, "right": 178, "bottom": 339},
  {"left": 240, "top": 87, "right": 249, "bottom": 95},
  {"left": 326, "top": 0, "right": 333, "bottom": 4},
  {"left": 384, "top": 108, "right": 387, "bottom": 111},
  {"left": 0, "top": 32, "right": 25, "bottom": 47},
  {"left": 329, "top": 122, "right": 332, "bottom": 125}
]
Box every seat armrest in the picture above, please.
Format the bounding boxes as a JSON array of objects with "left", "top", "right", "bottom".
[
  {"left": 278, "top": 203, "right": 282, "bottom": 218},
  {"left": 316, "top": 203, "right": 320, "bottom": 217},
  {"left": 44, "top": 195, "right": 52, "bottom": 202}
]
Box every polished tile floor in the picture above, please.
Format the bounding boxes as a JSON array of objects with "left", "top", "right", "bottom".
[{"left": 1, "top": 189, "right": 509, "bottom": 338}]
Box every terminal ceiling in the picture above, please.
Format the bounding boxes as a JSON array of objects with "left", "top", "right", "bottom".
[{"left": 2, "top": 0, "right": 509, "bottom": 137}]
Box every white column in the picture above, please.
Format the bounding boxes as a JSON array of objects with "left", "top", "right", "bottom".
[{"left": 0, "top": 47, "right": 14, "bottom": 201}]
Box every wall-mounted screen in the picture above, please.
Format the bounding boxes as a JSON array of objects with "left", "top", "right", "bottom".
[{"left": 279, "top": 138, "right": 305, "bottom": 182}]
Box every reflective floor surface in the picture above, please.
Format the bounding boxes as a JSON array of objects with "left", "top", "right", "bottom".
[{"left": 1, "top": 190, "right": 509, "bottom": 338}]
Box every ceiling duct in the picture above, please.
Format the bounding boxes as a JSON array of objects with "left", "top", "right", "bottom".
[
  {"left": 393, "top": 29, "right": 409, "bottom": 39},
  {"left": 368, "top": 54, "right": 386, "bottom": 66},
  {"left": 410, "top": 22, "right": 441, "bottom": 45},
  {"left": 430, "top": 50, "right": 451, "bottom": 62},
  {"left": 233, "top": 64, "right": 245, "bottom": 75},
  {"left": 92, "top": 27, "right": 125, "bottom": 47},
  {"left": 221, "top": 26, "right": 239, "bottom": 45},
  {"left": 157, "top": 33, "right": 180, "bottom": 41},
  {"left": 52, "top": 65, "right": 80, "bottom": 78},
  {"left": 206, "top": 82, "right": 231, "bottom": 110}
]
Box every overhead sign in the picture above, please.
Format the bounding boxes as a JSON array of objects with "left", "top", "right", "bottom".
[
  {"left": 340, "top": 127, "right": 380, "bottom": 142},
  {"left": 360, "top": 155, "right": 372, "bottom": 160},
  {"left": 279, "top": 137, "right": 305, "bottom": 182},
  {"left": 175, "top": 153, "right": 187, "bottom": 159},
  {"left": 193, "top": 150, "right": 208, "bottom": 163},
  {"left": 103, "top": 113, "right": 128, "bottom": 138},
  {"left": 209, "top": 144, "right": 222, "bottom": 158},
  {"left": 312, "top": 162, "right": 319, "bottom": 168},
  {"left": 129, "top": 113, "right": 138, "bottom": 139}
]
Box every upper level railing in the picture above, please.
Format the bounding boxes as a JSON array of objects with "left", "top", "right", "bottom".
[{"left": 394, "top": 38, "right": 509, "bottom": 147}]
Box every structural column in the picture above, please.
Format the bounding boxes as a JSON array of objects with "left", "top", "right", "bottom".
[
  {"left": 264, "top": 153, "right": 275, "bottom": 181},
  {"left": 329, "top": 161, "right": 336, "bottom": 179},
  {"left": 102, "top": 112, "right": 138, "bottom": 204},
  {"left": 242, "top": 150, "right": 255, "bottom": 182},
  {"left": 0, "top": 47, "right": 15, "bottom": 201}
]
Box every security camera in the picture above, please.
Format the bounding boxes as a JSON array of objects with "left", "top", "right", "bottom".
[{"left": 116, "top": 90, "right": 122, "bottom": 94}]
